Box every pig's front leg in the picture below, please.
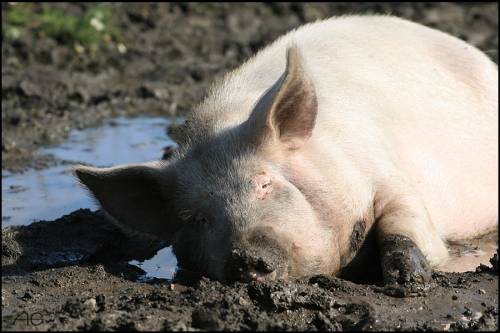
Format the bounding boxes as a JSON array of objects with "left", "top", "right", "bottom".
[{"left": 375, "top": 182, "right": 449, "bottom": 297}]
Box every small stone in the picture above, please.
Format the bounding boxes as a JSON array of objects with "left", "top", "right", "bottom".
[
  {"left": 463, "top": 307, "right": 473, "bottom": 316},
  {"left": 191, "top": 308, "right": 222, "bottom": 330},
  {"left": 164, "top": 322, "right": 188, "bottom": 331},
  {"left": 471, "top": 312, "right": 483, "bottom": 320},
  {"left": 30, "top": 279, "right": 41, "bottom": 287},
  {"left": 478, "top": 289, "right": 486, "bottom": 294},
  {"left": 21, "top": 291, "right": 34, "bottom": 301},
  {"left": 95, "top": 294, "right": 106, "bottom": 311},
  {"left": 83, "top": 298, "right": 97, "bottom": 311},
  {"left": 238, "top": 296, "right": 249, "bottom": 306},
  {"left": 452, "top": 295, "right": 458, "bottom": 300},
  {"left": 443, "top": 323, "right": 451, "bottom": 331}
]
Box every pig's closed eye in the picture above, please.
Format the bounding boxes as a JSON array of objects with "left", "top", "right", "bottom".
[
  {"left": 262, "top": 181, "right": 271, "bottom": 189},
  {"left": 253, "top": 172, "right": 273, "bottom": 200}
]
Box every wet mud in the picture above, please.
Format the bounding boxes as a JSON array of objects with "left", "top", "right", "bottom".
[
  {"left": 2, "top": 3, "right": 498, "bottom": 331},
  {"left": 2, "top": 209, "right": 498, "bottom": 331}
]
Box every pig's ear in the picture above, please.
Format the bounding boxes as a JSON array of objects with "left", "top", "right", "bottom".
[
  {"left": 73, "top": 161, "right": 180, "bottom": 239},
  {"left": 246, "top": 45, "right": 318, "bottom": 150}
]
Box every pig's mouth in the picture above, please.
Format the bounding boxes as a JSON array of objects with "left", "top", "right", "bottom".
[
  {"left": 234, "top": 267, "right": 291, "bottom": 283},
  {"left": 243, "top": 268, "right": 291, "bottom": 282},
  {"left": 245, "top": 269, "right": 276, "bottom": 282}
]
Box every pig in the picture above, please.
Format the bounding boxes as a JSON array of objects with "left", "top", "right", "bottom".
[{"left": 75, "top": 15, "right": 498, "bottom": 295}]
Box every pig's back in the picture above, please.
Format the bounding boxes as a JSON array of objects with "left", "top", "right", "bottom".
[{"left": 207, "top": 15, "right": 498, "bottom": 240}]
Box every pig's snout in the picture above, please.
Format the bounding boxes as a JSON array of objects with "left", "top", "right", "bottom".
[
  {"left": 229, "top": 247, "right": 276, "bottom": 281},
  {"left": 227, "top": 230, "right": 288, "bottom": 282}
]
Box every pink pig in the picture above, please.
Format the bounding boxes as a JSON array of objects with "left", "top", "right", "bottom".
[{"left": 76, "top": 15, "right": 498, "bottom": 295}]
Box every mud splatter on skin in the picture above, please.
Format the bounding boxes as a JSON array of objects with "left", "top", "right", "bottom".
[
  {"left": 338, "top": 222, "right": 382, "bottom": 284},
  {"left": 349, "top": 221, "right": 366, "bottom": 258},
  {"left": 338, "top": 220, "right": 367, "bottom": 269}
]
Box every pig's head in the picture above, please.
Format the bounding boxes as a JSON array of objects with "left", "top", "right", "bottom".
[{"left": 75, "top": 46, "right": 337, "bottom": 282}]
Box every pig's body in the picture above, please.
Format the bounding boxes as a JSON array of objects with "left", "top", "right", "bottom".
[
  {"left": 196, "top": 15, "right": 498, "bottom": 263},
  {"left": 76, "top": 15, "right": 497, "bottom": 289}
]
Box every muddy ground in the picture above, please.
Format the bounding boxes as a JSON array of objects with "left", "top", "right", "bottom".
[
  {"left": 2, "top": 209, "right": 498, "bottom": 331},
  {"left": 2, "top": 3, "right": 498, "bottom": 331}
]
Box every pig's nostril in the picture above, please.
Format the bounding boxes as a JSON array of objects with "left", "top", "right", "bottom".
[
  {"left": 255, "top": 258, "right": 274, "bottom": 273},
  {"left": 228, "top": 248, "right": 276, "bottom": 281}
]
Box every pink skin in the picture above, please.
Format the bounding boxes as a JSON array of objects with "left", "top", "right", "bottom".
[
  {"left": 74, "top": 19, "right": 497, "bottom": 283},
  {"left": 248, "top": 164, "right": 339, "bottom": 280}
]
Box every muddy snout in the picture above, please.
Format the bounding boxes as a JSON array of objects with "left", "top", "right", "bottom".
[{"left": 226, "top": 230, "right": 288, "bottom": 282}]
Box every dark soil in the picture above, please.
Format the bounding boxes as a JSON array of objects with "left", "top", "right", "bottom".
[
  {"left": 2, "top": 3, "right": 498, "bottom": 331},
  {"left": 2, "top": 209, "right": 498, "bottom": 331}
]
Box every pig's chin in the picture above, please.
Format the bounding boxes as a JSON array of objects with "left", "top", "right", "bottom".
[{"left": 224, "top": 261, "right": 290, "bottom": 283}]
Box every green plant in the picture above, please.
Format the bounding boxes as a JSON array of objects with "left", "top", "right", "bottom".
[{"left": 3, "top": 3, "right": 120, "bottom": 46}]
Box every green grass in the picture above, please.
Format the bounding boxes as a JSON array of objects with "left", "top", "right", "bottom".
[{"left": 3, "top": 3, "right": 120, "bottom": 46}]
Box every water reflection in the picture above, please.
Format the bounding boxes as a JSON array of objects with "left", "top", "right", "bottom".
[
  {"left": 129, "top": 247, "right": 178, "bottom": 281},
  {"left": 2, "top": 116, "right": 180, "bottom": 280},
  {"left": 1, "top": 117, "right": 175, "bottom": 227},
  {"left": 41, "top": 117, "right": 175, "bottom": 167},
  {"left": 2, "top": 166, "right": 94, "bottom": 226}
]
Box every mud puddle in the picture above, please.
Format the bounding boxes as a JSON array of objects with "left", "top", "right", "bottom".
[
  {"left": 129, "top": 247, "right": 178, "bottom": 281},
  {"left": 1, "top": 116, "right": 175, "bottom": 227},
  {"left": 1, "top": 116, "right": 180, "bottom": 280},
  {"left": 441, "top": 232, "right": 498, "bottom": 273}
]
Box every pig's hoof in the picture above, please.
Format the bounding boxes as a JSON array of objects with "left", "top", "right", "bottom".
[{"left": 379, "top": 234, "right": 433, "bottom": 297}]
